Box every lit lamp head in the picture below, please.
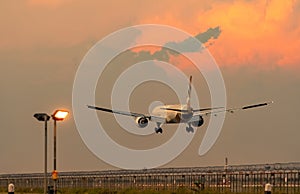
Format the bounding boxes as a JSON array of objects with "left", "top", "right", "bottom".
[
  {"left": 34, "top": 113, "right": 50, "bottom": 121},
  {"left": 52, "top": 110, "right": 69, "bottom": 121}
]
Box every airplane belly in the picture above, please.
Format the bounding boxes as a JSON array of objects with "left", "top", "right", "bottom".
[
  {"left": 166, "top": 113, "right": 181, "bottom": 123},
  {"left": 165, "top": 112, "right": 192, "bottom": 123},
  {"left": 152, "top": 105, "right": 193, "bottom": 124}
]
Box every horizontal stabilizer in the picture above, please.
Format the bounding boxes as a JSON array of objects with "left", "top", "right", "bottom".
[
  {"left": 160, "top": 107, "right": 224, "bottom": 113},
  {"left": 160, "top": 108, "right": 190, "bottom": 113}
]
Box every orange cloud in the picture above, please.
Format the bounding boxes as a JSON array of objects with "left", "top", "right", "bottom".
[
  {"left": 27, "top": 0, "right": 73, "bottom": 8},
  {"left": 2, "top": 0, "right": 299, "bottom": 70},
  {"left": 217, "top": 0, "right": 298, "bottom": 69},
  {"left": 139, "top": 0, "right": 300, "bottom": 69}
]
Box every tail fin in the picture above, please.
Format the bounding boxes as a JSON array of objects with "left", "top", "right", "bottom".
[{"left": 186, "top": 76, "right": 192, "bottom": 110}]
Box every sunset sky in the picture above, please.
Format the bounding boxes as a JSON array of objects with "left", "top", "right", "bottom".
[{"left": 1, "top": 0, "right": 300, "bottom": 173}]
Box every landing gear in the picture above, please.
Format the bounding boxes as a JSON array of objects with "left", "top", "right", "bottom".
[
  {"left": 155, "top": 123, "right": 163, "bottom": 133},
  {"left": 155, "top": 127, "right": 163, "bottom": 133},
  {"left": 186, "top": 123, "right": 194, "bottom": 133}
]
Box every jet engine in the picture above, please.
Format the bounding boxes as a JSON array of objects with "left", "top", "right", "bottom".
[
  {"left": 135, "top": 117, "right": 149, "bottom": 128},
  {"left": 191, "top": 115, "right": 204, "bottom": 127}
]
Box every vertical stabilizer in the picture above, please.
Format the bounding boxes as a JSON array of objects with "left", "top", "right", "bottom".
[{"left": 186, "top": 76, "right": 192, "bottom": 110}]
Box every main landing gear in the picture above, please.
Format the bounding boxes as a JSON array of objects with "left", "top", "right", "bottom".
[
  {"left": 186, "top": 123, "right": 194, "bottom": 133},
  {"left": 154, "top": 123, "right": 195, "bottom": 133},
  {"left": 155, "top": 127, "right": 163, "bottom": 133},
  {"left": 155, "top": 123, "right": 163, "bottom": 133}
]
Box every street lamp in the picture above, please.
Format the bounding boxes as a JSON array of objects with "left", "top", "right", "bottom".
[
  {"left": 33, "top": 113, "right": 50, "bottom": 194},
  {"left": 51, "top": 110, "right": 69, "bottom": 194}
]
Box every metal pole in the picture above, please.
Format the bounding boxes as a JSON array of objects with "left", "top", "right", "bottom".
[
  {"left": 53, "top": 119, "right": 57, "bottom": 194},
  {"left": 44, "top": 117, "right": 48, "bottom": 194}
]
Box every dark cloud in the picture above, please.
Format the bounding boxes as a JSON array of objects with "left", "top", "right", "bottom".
[{"left": 132, "top": 26, "right": 221, "bottom": 62}]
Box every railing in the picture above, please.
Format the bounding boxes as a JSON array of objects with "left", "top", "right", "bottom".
[{"left": 1, "top": 162, "right": 300, "bottom": 193}]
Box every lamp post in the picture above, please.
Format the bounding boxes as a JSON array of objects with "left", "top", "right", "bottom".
[
  {"left": 33, "top": 113, "right": 50, "bottom": 194},
  {"left": 51, "top": 110, "right": 69, "bottom": 194}
]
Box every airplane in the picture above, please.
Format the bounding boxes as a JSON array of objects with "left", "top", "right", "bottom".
[{"left": 87, "top": 76, "right": 273, "bottom": 133}]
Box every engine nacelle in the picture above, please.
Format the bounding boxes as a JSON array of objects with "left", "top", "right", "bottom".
[
  {"left": 191, "top": 115, "right": 204, "bottom": 127},
  {"left": 135, "top": 117, "right": 149, "bottom": 128}
]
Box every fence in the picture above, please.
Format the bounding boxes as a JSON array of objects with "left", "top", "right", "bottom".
[{"left": 1, "top": 162, "right": 300, "bottom": 193}]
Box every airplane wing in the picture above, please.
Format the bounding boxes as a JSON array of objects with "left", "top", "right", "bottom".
[
  {"left": 87, "top": 105, "right": 147, "bottom": 118},
  {"left": 87, "top": 105, "right": 166, "bottom": 123},
  {"left": 198, "top": 101, "right": 273, "bottom": 116},
  {"left": 193, "top": 107, "right": 224, "bottom": 112}
]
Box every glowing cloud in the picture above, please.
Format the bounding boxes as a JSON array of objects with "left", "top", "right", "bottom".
[
  {"left": 138, "top": 0, "right": 300, "bottom": 69},
  {"left": 27, "top": 0, "right": 73, "bottom": 8}
]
